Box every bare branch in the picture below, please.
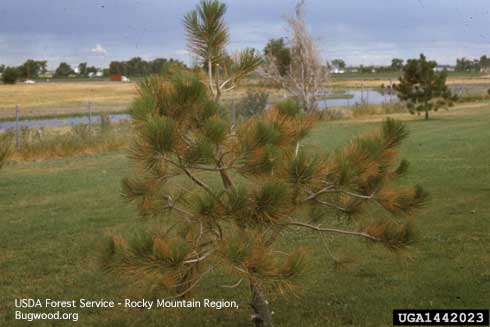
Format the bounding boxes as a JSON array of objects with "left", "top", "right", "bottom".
[
  {"left": 183, "top": 250, "right": 215, "bottom": 264},
  {"left": 286, "top": 221, "right": 381, "bottom": 242},
  {"left": 221, "top": 278, "right": 243, "bottom": 289},
  {"left": 170, "top": 266, "right": 214, "bottom": 299}
]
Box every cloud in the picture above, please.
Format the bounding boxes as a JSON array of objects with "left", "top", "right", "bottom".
[
  {"left": 91, "top": 44, "right": 107, "bottom": 55},
  {"left": 174, "top": 49, "right": 189, "bottom": 56}
]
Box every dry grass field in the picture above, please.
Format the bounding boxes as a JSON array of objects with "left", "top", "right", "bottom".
[{"left": 0, "top": 82, "right": 137, "bottom": 119}]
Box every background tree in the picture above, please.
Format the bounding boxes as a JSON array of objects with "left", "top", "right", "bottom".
[
  {"left": 260, "top": 0, "right": 328, "bottom": 112},
  {"left": 78, "top": 62, "right": 88, "bottom": 76},
  {"left": 109, "top": 57, "right": 186, "bottom": 76},
  {"left": 264, "top": 38, "right": 291, "bottom": 76},
  {"left": 2, "top": 67, "right": 19, "bottom": 84},
  {"left": 391, "top": 58, "right": 404, "bottom": 71},
  {"left": 455, "top": 57, "right": 480, "bottom": 72},
  {"left": 0, "top": 65, "right": 5, "bottom": 74},
  {"left": 54, "top": 62, "right": 74, "bottom": 78},
  {"left": 18, "top": 59, "right": 47, "bottom": 79},
  {"left": 331, "top": 59, "right": 346, "bottom": 70},
  {"left": 86, "top": 66, "right": 98, "bottom": 75},
  {"left": 39, "top": 60, "right": 48, "bottom": 75},
  {"left": 235, "top": 91, "right": 269, "bottom": 121},
  {"left": 395, "top": 54, "right": 454, "bottom": 120},
  {"left": 103, "top": 71, "right": 428, "bottom": 327},
  {"left": 480, "top": 55, "right": 490, "bottom": 71},
  {"left": 184, "top": 0, "right": 262, "bottom": 101}
]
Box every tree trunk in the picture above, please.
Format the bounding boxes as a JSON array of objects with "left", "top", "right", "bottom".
[
  {"left": 208, "top": 59, "right": 216, "bottom": 98},
  {"left": 249, "top": 280, "right": 274, "bottom": 327},
  {"left": 425, "top": 109, "right": 429, "bottom": 120}
]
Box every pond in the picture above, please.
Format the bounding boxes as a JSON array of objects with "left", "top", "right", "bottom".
[{"left": 318, "top": 89, "right": 397, "bottom": 108}]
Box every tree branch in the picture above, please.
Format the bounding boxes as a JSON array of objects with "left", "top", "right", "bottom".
[{"left": 286, "top": 221, "right": 381, "bottom": 242}]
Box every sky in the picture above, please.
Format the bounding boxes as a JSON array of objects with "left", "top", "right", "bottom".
[{"left": 1, "top": 0, "right": 489, "bottom": 69}]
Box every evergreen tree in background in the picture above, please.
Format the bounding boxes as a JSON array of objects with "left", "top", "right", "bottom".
[
  {"left": 395, "top": 54, "right": 455, "bottom": 120},
  {"left": 264, "top": 38, "right": 291, "bottom": 76},
  {"left": 102, "top": 70, "right": 429, "bottom": 327}
]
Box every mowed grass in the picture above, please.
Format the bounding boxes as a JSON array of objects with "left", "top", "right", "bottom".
[{"left": 1, "top": 107, "right": 490, "bottom": 326}]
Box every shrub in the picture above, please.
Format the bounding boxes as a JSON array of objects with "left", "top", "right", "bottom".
[{"left": 235, "top": 91, "right": 269, "bottom": 121}]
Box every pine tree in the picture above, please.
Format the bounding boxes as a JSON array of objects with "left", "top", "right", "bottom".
[
  {"left": 184, "top": 0, "right": 262, "bottom": 101},
  {"left": 103, "top": 71, "right": 429, "bottom": 327},
  {"left": 395, "top": 54, "right": 455, "bottom": 120}
]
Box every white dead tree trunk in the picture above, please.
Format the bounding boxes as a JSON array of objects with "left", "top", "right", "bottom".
[{"left": 260, "top": 0, "right": 328, "bottom": 112}]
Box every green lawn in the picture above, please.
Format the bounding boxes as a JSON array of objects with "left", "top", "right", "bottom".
[{"left": 1, "top": 107, "right": 490, "bottom": 326}]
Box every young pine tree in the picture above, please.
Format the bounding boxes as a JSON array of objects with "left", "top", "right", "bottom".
[
  {"left": 395, "top": 54, "right": 455, "bottom": 120},
  {"left": 103, "top": 71, "right": 428, "bottom": 327}
]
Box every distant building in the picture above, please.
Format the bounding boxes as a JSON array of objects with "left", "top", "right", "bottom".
[
  {"left": 39, "top": 72, "right": 54, "bottom": 79},
  {"left": 434, "top": 65, "right": 455, "bottom": 72},
  {"left": 88, "top": 70, "right": 104, "bottom": 78},
  {"left": 110, "top": 74, "right": 122, "bottom": 81},
  {"left": 330, "top": 68, "right": 345, "bottom": 74}
]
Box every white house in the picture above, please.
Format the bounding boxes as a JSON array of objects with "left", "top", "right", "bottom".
[
  {"left": 330, "top": 68, "right": 345, "bottom": 74},
  {"left": 434, "top": 65, "right": 455, "bottom": 72}
]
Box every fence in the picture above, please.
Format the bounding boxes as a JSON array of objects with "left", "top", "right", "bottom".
[{"left": 7, "top": 101, "right": 100, "bottom": 150}]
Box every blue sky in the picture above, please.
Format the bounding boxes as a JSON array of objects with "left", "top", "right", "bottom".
[{"left": 1, "top": 0, "right": 489, "bottom": 69}]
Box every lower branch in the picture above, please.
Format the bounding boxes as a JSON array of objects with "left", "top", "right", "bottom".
[{"left": 286, "top": 221, "right": 381, "bottom": 242}]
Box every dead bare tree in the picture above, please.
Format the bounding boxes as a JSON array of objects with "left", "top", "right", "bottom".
[{"left": 261, "top": 0, "right": 328, "bottom": 112}]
